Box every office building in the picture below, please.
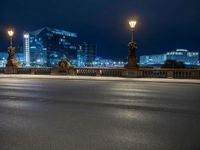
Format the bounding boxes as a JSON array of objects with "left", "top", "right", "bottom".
[
  {"left": 77, "top": 42, "right": 96, "bottom": 67},
  {"left": 140, "top": 49, "right": 199, "bottom": 66},
  {"left": 23, "top": 33, "right": 30, "bottom": 66},
  {"left": 23, "top": 27, "right": 97, "bottom": 67},
  {"left": 166, "top": 49, "right": 199, "bottom": 65},
  {"left": 26, "top": 27, "right": 78, "bottom": 67},
  {"left": 140, "top": 54, "right": 167, "bottom": 65}
]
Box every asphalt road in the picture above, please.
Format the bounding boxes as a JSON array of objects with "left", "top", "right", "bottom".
[{"left": 0, "top": 77, "right": 200, "bottom": 150}]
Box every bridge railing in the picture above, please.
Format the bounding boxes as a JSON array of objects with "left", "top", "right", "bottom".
[
  {"left": 141, "top": 69, "right": 168, "bottom": 78},
  {"left": 138, "top": 68, "right": 200, "bottom": 79},
  {"left": 75, "top": 68, "right": 125, "bottom": 77},
  {"left": 0, "top": 67, "right": 200, "bottom": 79},
  {"left": 173, "top": 70, "right": 200, "bottom": 79}
]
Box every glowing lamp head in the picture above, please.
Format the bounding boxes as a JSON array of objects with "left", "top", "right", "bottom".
[
  {"left": 129, "top": 19, "right": 137, "bottom": 29},
  {"left": 24, "top": 33, "right": 29, "bottom": 38},
  {"left": 8, "top": 29, "right": 14, "bottom": 37}
]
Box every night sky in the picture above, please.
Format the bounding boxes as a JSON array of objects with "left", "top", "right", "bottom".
[{"left": 0, "top": 0, "right": 200, "bottom": 59}]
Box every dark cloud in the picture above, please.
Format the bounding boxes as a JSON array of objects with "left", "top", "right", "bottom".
[{"left": 0, "top": 0, "right": 200, "bottom": 58}]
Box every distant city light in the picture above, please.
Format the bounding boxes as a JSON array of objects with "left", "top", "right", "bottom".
[{"left": 24, "top": 33, "right": 29, "bottom": 38}]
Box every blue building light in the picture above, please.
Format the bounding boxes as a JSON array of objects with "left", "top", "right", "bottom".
[
  {"left": 140, "top": 49, "right": 199, "bottom": 66},
  {"left": 22, "top": 27, "right": 96, "bottom": 67}
]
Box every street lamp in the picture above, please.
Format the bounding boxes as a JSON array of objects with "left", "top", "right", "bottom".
[
  {"left": 129, "top": 18, "right": 137, "bottom": 42},
  {"left": 5, "top": 28, "right": 17, "bottom": 71},
  {"left": 7, "top": 28, "right": 14, "bottom": 47},
  {"left": 125, "top": 18, "right": 138, "bottom": 69}
]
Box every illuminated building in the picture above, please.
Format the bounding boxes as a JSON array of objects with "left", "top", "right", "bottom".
[
  {"left": 23, "top": 27, "right": 97, "bottom": 67},
  {"left": 23, "top": 33, "right": 30, "bottom": 66},
  {"left": 166, "top": 49, "right": 199, "bottom": 65},
  {"left": 140, "top": 49, "right": 199, "bottom": 66},
  {"left": 77, "top": 42, "right": 96, "bottom": 67},
  {"left": 28, "top": 27, "right": 78, "bottom": 67},
  {"left": 94, "top": 57, "right": 126, "bottom": 68},
  {"left": 140, "top": 54, "right": 167, "bottom": 65}
]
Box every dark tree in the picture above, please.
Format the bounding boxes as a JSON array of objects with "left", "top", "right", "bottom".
[{"left": 161, "top": 60, "right": 186, "bottom": 68}]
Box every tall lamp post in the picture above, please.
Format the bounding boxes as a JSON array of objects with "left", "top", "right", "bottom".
[
  {"left": 6, "top": 28, "right": 17, "bottom": 73},
  {"left": 125, "top": 18, "right": 138, "bottom": 69}
]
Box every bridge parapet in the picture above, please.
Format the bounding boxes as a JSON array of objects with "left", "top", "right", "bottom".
[
  {"left": 0, "top": 67, "right": 200, "bottom": 79},
  {"left": 139, "top": 68, "right": 200, "bottom": 79},
  {"left": 75, "top": 68, "right": 125, "bottom": 77}
]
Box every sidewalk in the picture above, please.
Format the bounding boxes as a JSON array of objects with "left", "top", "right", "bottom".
[{"left": 0, "top": 74, "right": 200, "bottom": 84}]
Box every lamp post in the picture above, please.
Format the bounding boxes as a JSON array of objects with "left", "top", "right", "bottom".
[
  {"left": 5, "top": 28, "right": 17, "bottom": 72},
  {"left": 7, "top": 29, "right": 14, "bottom": 47},
  {"left": 125, "top": 18, "right": 138, "bottom": 69}
]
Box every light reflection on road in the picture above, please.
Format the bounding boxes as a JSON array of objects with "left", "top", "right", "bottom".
[{"left": 1, "top": 99, "right": 44, "bottom": 110}]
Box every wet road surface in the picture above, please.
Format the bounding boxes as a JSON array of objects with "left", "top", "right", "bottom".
[{"left": 0, "top": 78, "right": 200, "bottom": 150}]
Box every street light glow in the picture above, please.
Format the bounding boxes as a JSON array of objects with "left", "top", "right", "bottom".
[
  {"left": 8, "top": 29, "right": 14, "bottom": 37},
  {"left": 129, "top": 19, "right": 137, "bottom": 29}
]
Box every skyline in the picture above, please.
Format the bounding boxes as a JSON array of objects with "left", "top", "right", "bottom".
[{"left": 0, "top": 0, "right": 200, "bottom": 59}]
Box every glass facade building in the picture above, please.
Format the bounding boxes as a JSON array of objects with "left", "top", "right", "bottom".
[
  {"left": 28, "top": 27, "right": 78, "bottom": 67},
  {"left": 23, "top": 27, "right": 97, "bottom": 67},
  {"left": 140, "top": 54, "right": 167, "bottom": 65},
  {"left": 77, "top": 42, "right": 96, "bottom": 67},
  {"left": 166, "top": 49, "right": 199, "bottom": 65},
  {"left": 23, "top": 33, "right": 30, "bottom": 66},
  {"left": 140, "top": 49, "right": 199, "bottom": 66}
]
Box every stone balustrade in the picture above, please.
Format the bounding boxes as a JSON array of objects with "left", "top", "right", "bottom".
[
  {"left": 139, "top": 68, "right": 200, "bottom": 79},
  {"left": 0, "top": 67, "right": 200, "bottom": 79},
  {"left": 75, "top": 68, "right": 124, "bottom": 77}
]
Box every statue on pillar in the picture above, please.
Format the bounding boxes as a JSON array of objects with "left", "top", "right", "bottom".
[
  {"left": 5, "top": 46, "right": 17, "bottom": 74},
  {"left": 58, "top": 58, "right": 72, "bottom": 70},
  {"left": 6, "top": 46, "right": 17, "bottom": 67},
  {"left": 125, "top": 42, "right": 138, "bottom": 69}
]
